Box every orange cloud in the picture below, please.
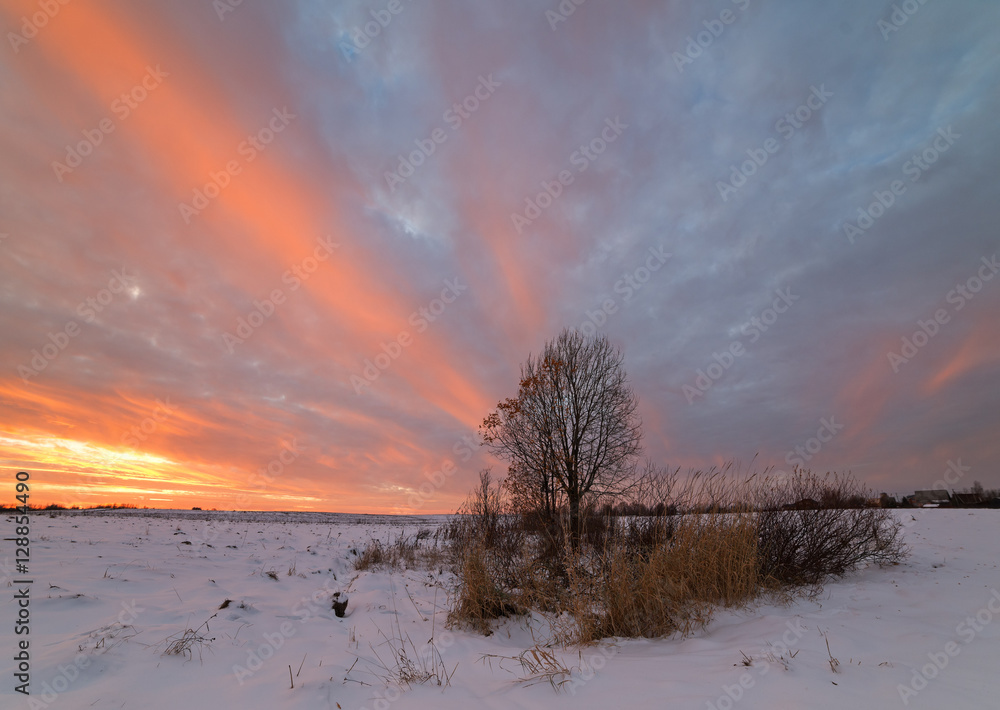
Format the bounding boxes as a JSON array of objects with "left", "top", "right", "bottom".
[{"left": 923, "top": 328, "right": 1000, "bottom": 396}]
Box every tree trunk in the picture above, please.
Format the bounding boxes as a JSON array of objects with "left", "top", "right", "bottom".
[{"left": 569, "top": 493, "right": 581, "bottom": 551}]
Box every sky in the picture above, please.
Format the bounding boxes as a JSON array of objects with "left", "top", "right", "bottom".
[{"left": 1, "top": 0, "right": 999, "bottom": 513}]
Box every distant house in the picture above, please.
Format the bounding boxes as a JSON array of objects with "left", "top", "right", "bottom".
[
  {"left": 952, "top": 493, "right": 984, "bottom": 507},
  {"left": 906, "top": 490, "right": 952, "bottom": 507}
]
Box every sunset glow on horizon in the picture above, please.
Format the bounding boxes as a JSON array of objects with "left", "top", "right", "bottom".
[{"left": 2, "top": 1, "right": 999, "bottom": 512}]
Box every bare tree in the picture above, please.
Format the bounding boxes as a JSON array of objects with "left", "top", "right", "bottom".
[
  {"left": 501, "top": 459, "right": 562, "bottom": 525},
  {"left": 481, "top": 329, "right": 643, "bottom": 547}
]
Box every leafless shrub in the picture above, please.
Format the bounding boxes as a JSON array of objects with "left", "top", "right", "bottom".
[
  {"left": 446, "top": 470, "right": 530, "bottom": 633},
  {"left": 447, "top": 464, "right": 906, "bottom": 642},
  {"left": 754, "top": 470, "right": 906, "bottom": 585}
]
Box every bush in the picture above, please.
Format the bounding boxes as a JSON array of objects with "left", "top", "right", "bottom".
[
  {"left": 446, "top": 470, "right": 532, "bottom": 633},
  {"left": 447, "top": 465, "right": 906, "bottom": 641},
  {"left": 754, "top": 470, "right": 905, "bottom": 585}
]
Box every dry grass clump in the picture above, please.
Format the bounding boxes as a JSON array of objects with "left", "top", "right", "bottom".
[
  {"left": 570, "top": 511, "right": 760, "bottom": 641},
  {"left": 368, "top": 627, "right": 454, "bottom": 688},
  {"left": 447, "top": 465, "right": 906, "bottom": 642},
  {"left": 162, "top": 617, "right": 215, "bottom": 661},
  {"left": 354, "top": 531, "right": 447, "bottom": 572},
  {"left": 449, "top": 544, "right": 524, "bottom": 635},
  {"left": 79, "top": 622, "right": 139, "bottom": 654},
  {"left": 361, "top": 582, "right": 455, "bottom": 689},
  {"left": 444, "top": 471, "right": 536, "bottom": 634},
  {"left": 480, "top": 645, "right": 575, "bottom": 690}
]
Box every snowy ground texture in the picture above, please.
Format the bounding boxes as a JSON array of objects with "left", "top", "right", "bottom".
[{"left": 2, "top": 508, "right": 998, "bottom": 709}]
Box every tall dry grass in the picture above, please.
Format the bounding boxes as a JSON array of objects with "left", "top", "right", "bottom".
[
  {"left": 567, "top": 509, "right": 760, "bottom": 641},
  {"left": 354, "top": 531, "right": 447, "bottom": 572},
  {"left": 447, "top": 465, "right": 906, "bottom": 642}
]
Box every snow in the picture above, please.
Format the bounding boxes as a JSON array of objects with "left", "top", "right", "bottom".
[{"left": 3, "top": 509, "right": 997, "bottom": 709}]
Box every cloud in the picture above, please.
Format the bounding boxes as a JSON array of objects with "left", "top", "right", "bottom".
[{"left": 1, "top": 0, "right": 999, "bottom": 510}]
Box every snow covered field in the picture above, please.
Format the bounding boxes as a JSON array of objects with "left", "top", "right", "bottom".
[{"left": 2, "top": 508, "right": 997, "bottom": 709}]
